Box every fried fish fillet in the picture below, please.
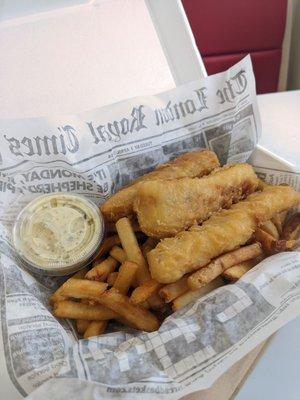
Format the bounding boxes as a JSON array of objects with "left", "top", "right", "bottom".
[
  {"left": 147, "top": 185, "right": 300, "bottom": 283},
  {"left": 134, "top": 163, "right": 259, "bottom": 238},
  {"left": 101, "top": 150, "right": 219, "bottom": 221}
]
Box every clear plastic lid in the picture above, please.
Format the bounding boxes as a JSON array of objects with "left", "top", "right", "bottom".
[{"left": 13, "top": 193, "right": 104, "bottom": 276}]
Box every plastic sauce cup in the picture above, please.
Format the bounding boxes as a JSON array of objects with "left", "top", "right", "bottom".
[{"left": 13, "top": 193, "right": 105, "bottom": 276}]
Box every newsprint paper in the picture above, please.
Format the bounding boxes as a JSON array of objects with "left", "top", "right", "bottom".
[{"left": 0, "top": 56, "right": 299, "bottom": 400}]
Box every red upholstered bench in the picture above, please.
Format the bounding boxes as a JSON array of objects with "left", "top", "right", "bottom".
[{"left": 182, "top": 0, "right": 288, "bottom": 93}]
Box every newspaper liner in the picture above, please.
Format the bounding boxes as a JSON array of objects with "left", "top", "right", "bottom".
[{"left": 0, "top": 56, "right": 299, "bottom": 399}]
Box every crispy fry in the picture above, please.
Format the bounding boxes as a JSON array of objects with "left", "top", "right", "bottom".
[
  {"left": 107, "top": 272, "right": 118, "bottom": 286},
  {"left": 260, "top": 220, "right": 279, "bottom": 239},
  {"left": 134, "top": 164, "right": 259, "bottom": 238},
  {"left": 101, "top": 150, "right": 220, "bottom": 222},
  {"left": 113, "top": 261, "right": 139, "bottom": 294},
  {"left": 85, "top": 256, "right": 118, "bottom": 281},
  {"left": 93, "top": 235, "right": 121, "bottom": 260},
  {"left": 130, "top": 279, "right": 162, "bottom": 305},
  {"left": 159, "top": 277, "right": 189, "bottom": 303},
  {"left": 148, "top": 185, "right": 300, "bottom": 283},
  {"left": 254, "top": 228, "right": 275, "bottom": 254},
  {"left": 53, "top": 300, "right": 119, "bottom": 320},
  {"left": 76, "top": 319, "right": 90, "bottom": 334},
  {"left": 279, "top": 210, "right": 288, "bottom": 229},
  {"left": 147, "top": 294, "right": 165, "bottom": 309},
  {"left": 49, "top": 288, "right": 65, "bottom": 305},
  {"left": 81, "top": 298, "right": 95, "bottom": 305},
  {"left": 271, "top": 210, "right": 288, "bottom": 235},
  {"left": 116, "top": 217, "right": 151, "bottom": 284},
  {"left": 83, "top": 321, "right": 108, "bottom": 339},
  {"left": 49, "top": 267, "right": 89, "bottom": 305},
  {"left": 142, "top": 238, "right": 159, "bottom": 257},
  {"left": 106, "top": 219, "right": 141, "bottom": 234},
  {"left": 109, "top": 246, "right": 127, "bottom": 263},
  {"left": 271, "top": 214, "right": 282, "bottom": 235},
  {"left": 60, "top": 279, "right": 107, "bottom": 300},
  {"left": 73, "top": 267, "right": 90, "bottom": 279},
  {"left": 97, "top": 288, "right": 159, "bottom": 332},
  {"left": 282, "top": 212, "right": 300, "bottom": 240},
  {"left": 173, "top": 277, "right": 224, "bottom": 311},
  {"left": 222, "top": 257, "right": 263, "bottom": 282},
  {"left": 255, "top": 227, "right": 298, "bottom": 255},
  {"left": 140, "top": 300, "right": 151, "bottom": 309},
  {"left": 272, "top": 239, "right": 297, "bottom": 252},
  {"left": 117, "top": 318, "right": 138, "bottom": 329},
  {"left": 188, "top": 243, "right": 263, "bottom": 290}
]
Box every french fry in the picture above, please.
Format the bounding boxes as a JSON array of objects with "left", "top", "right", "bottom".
[
  {"left": 113, "top": 261, "right": 139, "bottom": 294},
  {"left": 222, "top": 257, "right": 262, "bottom": 282},
  {"left": 116, "top": 217, "right": 151, "bottom": 284},
  {"left": 215, "top": 243, "right": 263, "bottom": 269},
  {"left": 49, "top": 288, "right": 65, "bottom": 305},
  {"left": 85, "top": 256, "right": 118, "bottom": 281},
  {"left": 188, "top": 243, "right": 263, "bottom": 290},
  {"left": 254, "top": 228, "right": 276, "bottom": 254},
  {"left": 60, "top": 279, "right": 107, "bottom": 300},
  {"left": 97, "top": 288, "right": 159, "bottom": 332},
  {"left": 117, "top": 317, "right": 138, "bottom": 329},
  {"left": 53, "top": 300, "right": 119, "bottom": 320},
  {"left": 159, "top": 276, "right": 189, "bottom": 303},
  {"left": 282, "top": 212, "right": 300, "bottom": 240},
  {"left": 142, "top": 238, "right": 158, "bottom": 257},
  {"left": 84, "top": 299, "right": 98, "bottom": 306},
  {"left": 93, "top": 235, "right": 121, "bottom": 260},
  {"left": 109, "top": 246, "right": 127, "bottom": 263},
  {"left": 173, "top": 277, "right": 224, "bottom": 311},
  {"left": 83, "top": 321, "right": 108, "bottom": 339},
  {"left": 107, "top": 272, "right": 118, "bottom": 286},
  {"left": 49, "top": 267, "right": 89, "bottom": 305},
  {"left": 271, "top": 214, "right": 282, "bottom": 235},
  {"left": 76, "top": 319, "right": 90, "bottom": 334},
  {"left": 140, "top": 300, "right": 151, "bottom": 309},
  {"left": 106, "top": 219, "right": 141, "bottom": 234},
  {"left": 260, "top": 220, "right": 279, "bottom": 239},
  {"left": 132, "top": 293, "right": 164, "bottom": 309},
  {"left": 279, "top": 210, "right": 288, "bottom": 229},
  {"left": 130, "top": 279, "right": 162, "bottom": 305},
  {"left": 73, "top": 267, "right": 90, "bottom": 279},
  {"left": 271, "top": 210, "right": 288, "bottom": 235},
  {"left": 255, "top": 227, "right": 297, "bottom": 255},
  {"left": 147, "top": 294, "right": 165, "bottom": 309},
  {"left": 274, "top": 240, "right": 297, "bottom": 252}
]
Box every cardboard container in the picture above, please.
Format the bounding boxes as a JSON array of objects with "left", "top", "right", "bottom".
[{"left": 0, "top": 0, "right": 206, "bottom": 118}]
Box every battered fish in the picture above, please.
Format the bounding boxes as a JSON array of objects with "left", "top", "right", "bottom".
[
  {"left": 134, "top": 163, "right": 259, "bottom": 238},
  {"left": 147, "top": 185, "right": 300, "bottom": 283},
  {"left": 101, "top": 150, "right": 219, "bottom": 221}
]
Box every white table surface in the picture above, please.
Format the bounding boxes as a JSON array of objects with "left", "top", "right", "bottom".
[
  {"left": 235, "top": 90, "right": 300, "bottom": 400},
  {"left": 256, "top": 90, "right": 300, "bottom": 170}
]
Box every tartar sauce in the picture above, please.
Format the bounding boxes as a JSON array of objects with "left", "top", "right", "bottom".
[{"left": 13, "top": 194, "right": 104, "bottom": 275}]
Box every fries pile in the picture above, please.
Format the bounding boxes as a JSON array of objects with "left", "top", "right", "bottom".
[{"left": 49, "top": 151, "right": 300, "bottom": 339}]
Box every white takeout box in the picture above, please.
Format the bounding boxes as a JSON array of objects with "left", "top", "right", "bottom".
[
  {"left": 0, "top": 2, "right": 298, "bottom": 400},
  {"left": 0, "top": 0, "right": 206, "bottom": 118},
  {"left": 1, "top": 0, "right": 297, "bottom": 176}
]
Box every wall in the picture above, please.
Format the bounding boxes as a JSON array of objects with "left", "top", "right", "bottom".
[{"left": 288, "top": 0, "right": 300, "bottom": 89}]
